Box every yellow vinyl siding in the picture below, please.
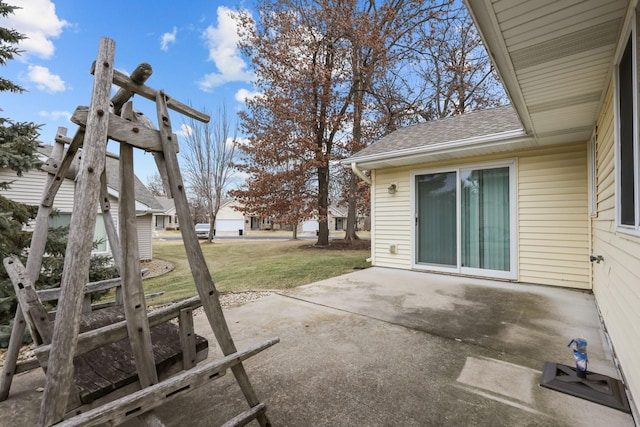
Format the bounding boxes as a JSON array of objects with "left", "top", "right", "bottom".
[
  {"left": 592, "top": 82, "right": 640, "bottom": 407},
  {"left": 371, "top": 144, "right": 590, "bottom": 288},
  {"left": 518, "top": 145, "right": 590, "bottom": 288},
  {"left": 371, "top": 167, "right": 412, "bottom": 269}
]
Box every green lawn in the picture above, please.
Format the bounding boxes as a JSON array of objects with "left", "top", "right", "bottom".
[{"left": 143, "top": 238, "right": 371, "bottom": 304}]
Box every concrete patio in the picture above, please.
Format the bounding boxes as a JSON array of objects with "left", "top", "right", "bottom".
[{"left": 1, "top": 267, "right": 636, "bottom": 426}]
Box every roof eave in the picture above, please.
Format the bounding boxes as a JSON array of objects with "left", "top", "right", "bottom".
[
  {"left": 345, "top": 129, "right": 534, "bottom": 170},
  {"left": 463, "top": 0, "right": 535, "bottom": 138}
]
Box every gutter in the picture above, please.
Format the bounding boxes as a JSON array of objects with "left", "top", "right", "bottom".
[
  {"left": 344, "top": 129, "right": 531, "bottom": 168},
  {"left": 351, "top": 162, "right": 372, "bottom": 185}
]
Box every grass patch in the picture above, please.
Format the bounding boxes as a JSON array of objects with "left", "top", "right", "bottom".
[{"left": 144, "top": 239, "right": 370, "bottom": 304}]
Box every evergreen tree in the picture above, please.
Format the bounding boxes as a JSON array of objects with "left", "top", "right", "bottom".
[{"left": 0, "top": 1, "right": 43, "bottom": 344}]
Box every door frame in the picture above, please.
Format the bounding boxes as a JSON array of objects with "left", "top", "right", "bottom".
[{"left": 410, "top": 159, "right": 518, "bottom": 280}]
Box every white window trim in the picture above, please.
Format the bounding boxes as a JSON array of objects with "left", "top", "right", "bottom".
[
  {"left": 410, "top": 159, "right": 518, "bottom": 280},
  {"left": 614, "top": 8, "right": 640, "bottom": 236}
]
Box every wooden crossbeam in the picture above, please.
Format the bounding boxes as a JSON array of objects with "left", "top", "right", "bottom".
[
  {"left": 96, "top": 65, "right": 209, "bottom": 123},
  {"left": 55, "top": 338, "right": 279, "bottom": 427},
  {"left": 70, "top": 107, "right": 178, "bottom": 152}
]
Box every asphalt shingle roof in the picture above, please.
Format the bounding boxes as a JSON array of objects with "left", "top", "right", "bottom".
[
  {"left": 38, "top": 145, "right": 163, "bottom": 211},
  {"left": 350, "top": 105, "right": 523, "bottom": 160}
]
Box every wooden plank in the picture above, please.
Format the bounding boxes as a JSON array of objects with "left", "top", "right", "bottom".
[
  {"left": 71, "top": 107, "right": 178, "bottom": 152},
  {"left": 40, "top": 37, "right": 116, "bottom": 427},
  {"left": 99, "top": 169, "right": 123, "bottom": 304},
  {"left": 55, "top": 338, "right": 279, "bottom": 427},
  {"left": 3, "top": 256, "right": 52, "bottom": 345},
  {"left": 179, "top": 308, "right": 196, "bottom": 370},
  {"left": 71, "top": 323, "right": 208, "bottom": 405},
  {"left": 155, "top": 90, "right": 272, "bottom": 427},
  {"left": 110, "top": 68, "right": 209, "bottom": 123},
  {"left": 221, "top": 403, "right": 267, "bottom": 427},
  {"left": 119, "top": 141, "right": 158, "bottom": 388},
  {"left": 37, "top": 277, "right": 121, "bottom": 302},
  {"left": 34, "top": 296, "right": 203, "bottom": 366}
]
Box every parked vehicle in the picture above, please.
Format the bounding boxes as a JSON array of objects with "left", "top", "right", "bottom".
[{"left": 195, "top": 223, "right": 211, "bottom": 239}]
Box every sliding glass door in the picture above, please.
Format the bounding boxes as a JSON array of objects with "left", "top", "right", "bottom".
[
  {"left": 415, "top": 163, "right": 515, "bottom": 279},
  {"left": 416, "top": 172, "right": 457, "bottom": 266}
]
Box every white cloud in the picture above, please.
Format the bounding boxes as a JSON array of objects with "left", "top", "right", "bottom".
[
  {"left": 177, "top": 123, "right": 193, "bottom": 137},
  {"left": 0, "top": 0, "right": 69, "bottom": 60},
  {"left": 28, "top": 65, "right": 66, "bottom": 93},
  {"left": 160, "top": 27, "right": 177, "bottom": 52},
  {"left": 39, "top": 110, "right": 71, "bottom": 121},
  {"left": 234, "top": 88, "right": 262, "bottom": 103},
  {"left": 198, "top": 6, "right": 252, "bottom": 92}
]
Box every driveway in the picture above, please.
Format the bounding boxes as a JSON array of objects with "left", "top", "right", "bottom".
[{"left": 2, "top": 268, "right": 635, "bottom": 426}]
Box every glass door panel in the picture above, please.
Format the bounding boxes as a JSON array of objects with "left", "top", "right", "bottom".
[
  {"left": 461, "top": 167, "right": 510, "bottom": 271},
  {"left": 416, "top": 172, "right": 457, "bottom": 266}
]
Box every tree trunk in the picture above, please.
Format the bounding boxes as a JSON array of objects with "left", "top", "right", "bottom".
[
  {"left": 344, "top": 172, "right": 359, "bottom": 240},
  {"left": 346, "top": 60, "right": 364, "bottom": 241},
  {"left": 316, "top": 165, "right": 330, "bottom": 246},
  {"left": 291, "top": 222, "right": 298, "bottom": 240}
]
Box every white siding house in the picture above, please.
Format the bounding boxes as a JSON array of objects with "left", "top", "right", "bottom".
[
  {"left": 346, "top": 0, "right": 640, "bottom": 415},
  {"left": 0, "top": 147, "right": 162, "bottom": 260}
]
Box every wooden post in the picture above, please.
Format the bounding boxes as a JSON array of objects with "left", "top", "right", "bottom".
[
  {"left": 119, "top": 141, "right": 159, "bottom": 387},
  {"left": 39, "top": 38, "right": 116, "bottom": 427},
  {"left": 155, "top": 91, "right": 271, "bottom": 427}
]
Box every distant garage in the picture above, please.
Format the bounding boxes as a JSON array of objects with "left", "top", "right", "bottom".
[
  {"left": 215, "top": 219, "right": 245, "bottom": 233},
  {"left": 302, "top": 220, "right": 319, "bottom": 233}
]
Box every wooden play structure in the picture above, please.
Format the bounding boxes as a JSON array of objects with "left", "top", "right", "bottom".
[{"left": 0, "top": 38, "right": 278, "bottom": 426}]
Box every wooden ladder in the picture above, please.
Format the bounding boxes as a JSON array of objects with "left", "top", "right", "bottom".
[{"left": 0, "top": 37, "right": 277, "bottom": 427}]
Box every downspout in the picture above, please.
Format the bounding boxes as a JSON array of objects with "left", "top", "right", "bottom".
[
  {"left": 351, "top": 162, "right": 373, "bottom": 263},
  {"left": 351, "top": 162, "right": 371, "bottom": 185}
]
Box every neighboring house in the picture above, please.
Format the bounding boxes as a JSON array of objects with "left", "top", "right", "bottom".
[
  {"left": 301, "top": 205, "right": 369, "bottom": 233},
  {"left": 215, "top": 200, "right": 247, "bottom": 235},
  {"left": 154, "top": 196, "right": 179, "bottom": 230},
  {"left": 346, "top": 0, "right": 639, "bottom": 415},
  {"left": 0, "top": 146, "right": 163, "bottom": 260}
]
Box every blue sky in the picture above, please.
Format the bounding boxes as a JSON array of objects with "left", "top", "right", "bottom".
[{"left": 0, "top": 0, "right": 258, "bottom": 182}]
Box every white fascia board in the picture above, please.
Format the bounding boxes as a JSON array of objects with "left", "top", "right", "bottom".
[{"left": 343, "top": 129, "right": 533, "bottom": 169}]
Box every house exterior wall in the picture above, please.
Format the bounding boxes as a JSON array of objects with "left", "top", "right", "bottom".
[
  {"left": 0, "top": 168, "right": 154, "bottom": 261},
  {"left": 371, "top": 143, "right": 590, "bottom": 289},
  {"left": 592, "top": 82, "right": 640, "bottom": 406},
  {"left": 137, "top": 214, "right": 153, "bottom": 261}
]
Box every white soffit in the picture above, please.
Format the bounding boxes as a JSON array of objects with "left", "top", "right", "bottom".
[{"left": 465, "top": 0, "right": 628, "bottom": 145}]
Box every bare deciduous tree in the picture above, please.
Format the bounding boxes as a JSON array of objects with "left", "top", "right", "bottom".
[{"left": 181, "top": 104, "right": 238, "bottom": 242}]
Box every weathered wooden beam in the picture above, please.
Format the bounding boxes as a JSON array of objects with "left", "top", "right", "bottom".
[
  {"left": 55, "top": 338, "right": 279, "bottom": 427},
  {"left": 111, "top": 63, "right": 153, "bottom": 114},
  {"left": 34, "top": 296, "right": 203, "bottom": 366},
  {"left": 119, "top": 141, "right": 158, "bottom": 388},
  {"left": 3, "top": 256, "right": 52, "bottom": 345},
  {"left": 108, "top": 68, "right": 209, "bottom": 123},
  {"left": 70, "top": 107, "right": 178, "bottom": 152},
  {"left": 40, "top": 37, "right": 116, "bottom": 427},
  {"left": 221, "top": 403, "right": 267, "bottom": 427},
  {"left": 178, "top": 308, "right": 196, "bottom": 370},
  {"left": 155, "top": 90, "right": 273, "bottom": 427}
]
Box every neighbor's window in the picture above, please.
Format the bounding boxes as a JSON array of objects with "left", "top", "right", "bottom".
[
  {"left": 616, "top": 26, "right": 640, "bottom": 233},
  {"left": 49, "top": 213, "right": 108, "bottom": 253}
]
